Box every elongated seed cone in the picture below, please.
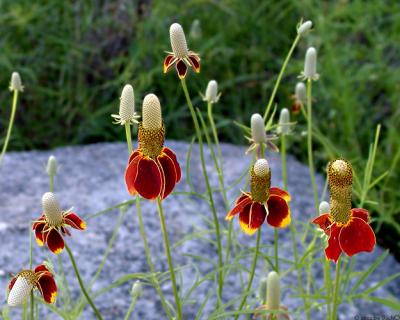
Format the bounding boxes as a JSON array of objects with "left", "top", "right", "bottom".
[
  {"left": 142, "top": 94, "right": 162, "bottom": 130},
  {"left": 295, "top": 82, "right": 306, "bottom": 103},
  {"left": 251, "top": 159, "right": 271, "bottom": 203},
  {"left": 278, "top": 108, "right": 290, "bottom": 135},
  {"left": 298, "top": 20, "right": 312, "bottom": 35},
  {"left": 9, "top": 72, "right": 24, "bottom": 92},
  {"left": 266, "top": 271, "right": 280, "bottom": 311},
  {"left": 205, "top": 80, "right": 219, "bottom": 103},
  {"left": 251, "top": 113, "right": 266, "bottom": 144},
  {"left": 8, "top": 274, "right": 34, "bottom": 306},
  {"left": 46, "top": 155, "right": 58, "bottom": 177},
  {"left": 119, "top": 85, "right": 135, "bottom": 123},
  {"left": 42, "top": 192, "right": 63, "bottom": 226},
  {"left": 328, "top": 159, "right": 353, "bottom": 187},
  {"left": 170, "top": 23, "right": 189, "bottom": 59},
  {"left": 254, "top": 159, "right": 270, "bottom": 177},
  {"left": 304, "top": 47, "right": 317, "bottom": 79}
]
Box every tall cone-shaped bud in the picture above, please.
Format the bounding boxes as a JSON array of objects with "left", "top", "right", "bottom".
[
  {"left": 170, "top": 23, "right": 189, "bottom": 59},
  {"left": 9, "top": 72, "right": 24, "bottom": 92},
  {"left": 303, "top": 47, "right": 319, "bottom": 80},
  {"left": 139, "top": 94, "right": 164, "bottom": 158},
  {"left": 297, "top": 20, "right": 312, "bottom": 35},
  {"left": 266, "top": 271, "right": 280, "bottom": 311},
  {"left": 120, "top": 85, "right": 135, "bottom": 124},
  {"left": 277, "top": 108, "right": 290, "bottom": 135},
  {"left": 7, "top": 272, "right": 35, "bottom": 306},
  {"left": 328, "top": 159, "right": 353, "bottom": 225},
  {"left": 295, "top": 82, "right": 306, "bottom": 104},
  {"left": 46, "top": 155, "right": 58, "bottom": 177},
  {"left": 251, "top": 113, "right": 266, "bottom": 144},
  {"left": 42, "top": 192, "right": 63, "bottom": 226},
  {"left": 204, "top": 80, "right": 220, "bottom": 103},
  {"left": 251, "top": 159, "right": 271, "bottom": 204}
]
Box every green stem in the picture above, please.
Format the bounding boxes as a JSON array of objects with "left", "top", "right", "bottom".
[
  {"left": 331, "top": 258, "right": 341, "bottom": 320},
  {"left": 123, "top": 296, "right": 138, "bottom": 320},
  {"left": 263, "top": 35, "right": 300, "bottom": 121},
  {"left": 235, "top": 228, "right": 261, "bottom": 320},
  {"left": 274, "top": 229, "right": 279, "bottom": 272},
  {"left": 156, "top": 197, "right": 183, "bottom": 320},
  {"left": 181, "top": 79, "right": 224, "bottom": 301},
  {"left": 125, "top": 123, "right": 133, "bottom": 155},
  {"left": 0, "top": 90, "right": 19, "bottom": 164},
  {"left": 324, "top": 260, "right": 332, "bottom": 318},
  {"left": 65, "top": 244, "right": 103, "bottom": 320},
  {"left": 30, "top": 292, "right": 34, "bottom": 320}
]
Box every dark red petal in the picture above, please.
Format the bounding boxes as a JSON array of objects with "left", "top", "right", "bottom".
[
  {"left": 350, "top": 208, "right": 370, "bottom": 223},
  {"left": 158, "top": 154, "right": 177, "bottom": 199},
  {"left": 270, "top": 187, "right": 291, "bottom": 202},
  {"left": 125, "top": 153, "right": 142, "bottom": 195},
  {"left": 34, "top": 222, "right": 48, "bottom": 247},
  {"left": 134, "top": 157, "right": 163, "bottom": 200},
  {"left": 176, "top": 60, "right": 188, "bottom": 79},
  {"left": 266, "top": 195, "right": 291, "bottom": 228},
  {"left": 8, "top": 276, "right": 18, "bottom": 291},
  {"left": 128, "top": 149, "right": 142, "bottom": 164},
  {"left": 339, "top": 217, "right": 376, "bottom": 257},
  {"left": 188, "top": 54, "right": 200, "bottom": 73},
  {"left": 325, "top": 224, "right": 342, "bottom": 263},
  {"left": 163, "top": 54, "right": 176, "bottom": 73},
  {"left": 248, "top": 202, "right": 267, "bottom": 230},
  {"left": 37, "top": 274, "right": 57, "bottom": 303},
  {"left": 32, "top": 215, "right": 45, "bottom": 230},
  {"left": 312, "top": 213, "right": 332, "bottom": 235},
  {"left": 60, "top": 226, "right": 71, "bottom": 236},
  {"left": 238, "top": 203, "right": 257, "bottom": 235},
  {"left": 46, "top": 229, "right": 65, "bottom": 254},
  {"left": 162, "top": 147, "right": 181, "bottom": 182},
  {"left": 63, "top": 213, "right": 86, "bottom": 230},
  {"left": 226, "top": 194, "right": 252, "bottom": 220},
  {"left": 34, "top": 264, "right": 50, "bottom": 273}
]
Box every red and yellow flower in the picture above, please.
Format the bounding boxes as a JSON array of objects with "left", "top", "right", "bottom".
[
  {"left": 32, "top": 192, "right": 86, "bottom": 254},
  {"left": 312, "top": 159, "right": 376, "bottom": 263},
  {"left": 226, "top": 159, "right": 291, "bottom": 235},
  {"left": 7, "top": 264, "right": 57, "bottom": 306},
  {"left": 163, "top": 23, "right": 200, "bottom": 79},
  {"left": 125, "top": 94, "right": 181, "bottom": 200}
]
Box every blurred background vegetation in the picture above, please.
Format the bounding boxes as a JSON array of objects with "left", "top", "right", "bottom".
[{"left": 0, "top": 0, "right": 399, "bottom": 256}]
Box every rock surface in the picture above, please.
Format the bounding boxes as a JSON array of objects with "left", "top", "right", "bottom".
[{"left": 0, "top": 142, "right": 398, "bottom": 320}]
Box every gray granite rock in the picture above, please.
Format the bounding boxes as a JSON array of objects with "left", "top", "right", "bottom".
[{"left": 0, "top": 142, "right": 398, "bottom": 320}]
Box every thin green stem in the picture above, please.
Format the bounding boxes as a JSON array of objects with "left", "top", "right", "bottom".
[
  {"left": 125, "top": 123, "right": 133, "bottom": 155},
  {"left": 331, "top": 258, "right": 341, "bottom": 320},
  {"left": 30, "top": 293, "right": 34, "bottom": 320},
  {"left": 181, "top": 79, "right": 223, "bottom": 301},
  {"left": 65, "top": 244, "right": 103, "bottom": 320},
  {"left": 235, "top": 228, "right": 261, "bottom": 320},
  {"left": 0, "top": 90, "right": 19, "bottom": 164},
  {"left": 273, "top": 229, "right": 279, "bottom": 272},
  {"left": 281, "top": 135, "right": 287, "bottom": 191},
  {"left": 263, "top": 35, "right": 300, "bottom": 121},
  {"left": 324, "top": 260, "right": 332, "bottom": 319},
  {"left": 156, "top": 197, "right": 183, "bottom": 320},
  {"left": 124, "top": 296, "right": 138, "bottom": 320}
]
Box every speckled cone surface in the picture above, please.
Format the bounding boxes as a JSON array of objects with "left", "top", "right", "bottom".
[
  {"left": 254, "top": 159, "right": 270, "bottom": 177},
  {"left": 170, "top": 23, "right": 189, "bottom": 59},
  {"left": 8, "top": 276, "right": 33, "bottom": 307},
  {"left": 119, "top": 85, "right": 135, "bottom": 123},
  {"left": 42, "top": 192, "right": 63, "bottom": 226},
  {"left": 142, "top": 94, "right": 162, "bottom": 130}
]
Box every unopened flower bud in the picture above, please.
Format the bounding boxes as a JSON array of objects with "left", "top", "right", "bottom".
[
  {"left": 9, "top": 72, "right": 24, "bottom": 92},
  {"left": 259, "top": 277, "right": 268, "bottom": 301},
  {"left": 203, "top": 80, "right": 220, "bottom": 103},
  {"left": 303, "top": 47, "right": 319, "bottom": 80},
  {"left": 46, "top": 155, "right": 58, "bottom": 177},
  {"left": 266, "top": 271, "right": 280, "bottom": 311},
  {"left": 295, "top": 82, "right": 306, "bottom": 104},
  {"left": 251, "top": 113, "right": 267, "bottom": 144},
  {"left": 254, "top": 159, "right": 270, "bottom": 178},
  {"left": 319, "top": 201, "right": 330, "bottom": 215},
  {"left": 189, "top": 19, "right": 202, "bottom": 39},
  {"left": 120, "top": 85, "right": 135, "bottom": 123},
  {"left": 130, "top": 280, "right": 142, "bottom": 298},
  {"left": 277, "top": 108, "right": 290, "bottom": 135},
  {"left": 42, "top": 192, "right": 63, "bottom": 226},
  {"left": 298, "top": 20, "right": 312, "bottom": 35},
  {"left": 7, "top": 275, "right": 34, "bottom": 306},
  {"left": 170, "top": 23, "right": 189, "bottom": 59},
  {"left": 142, "top": 94, "right": 162, "bottom": 130}
]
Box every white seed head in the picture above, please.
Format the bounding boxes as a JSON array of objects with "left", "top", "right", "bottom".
[
  {"left": 298, "top": 20, "right": 312, "bottom": 35},
  {"left": 9, "top": 72, "right": 24, "bottom": 92},
  {"left": 266, "top": 271, "right": 280, "bottom": 310},
  {"left": 259, "top": 277, "right": 268, "bottom": 301},
  {"left": 130, "top": 280, "right": 142, "bottom": 298},
  {"left": 254, "top": 159, "right": 270, "bottom": 178},
  {"left": 251, "top": 113, "right": 267, "bottom": 144},
  {"left": 189, "top": 19, "right": 202, "bottom": 39},
  {"left": 42, "top": 192, "right": 63, "bottom": 226},
  {"left": 204, "top": 80, "right": 220, "bottom": 103},
  {"left": 303, "top": 47, "right": 319, "bottom": 80},
  {"left": 119, "top": 85, "right": 136, "bottom": 124},
  {"left": 46, "top": 155, "right": 58, "bottom": 177},
  {"left": 142, "top": 94, "right": 162, "bottom": 130},
  {"left": 277, "top": 108, "right": 291, "bottom": 135},
  {"left": 319, "top": 201, "right": 330, "bottom": 215},
  {"left": 169, "top": 23, "right": 189, "bottom": 59},
  {"left": 295, "top": 82, "right": 306, "bottom": 104},
  {"left": 7, "top": 275, "right": 34, "bottom": 307}
]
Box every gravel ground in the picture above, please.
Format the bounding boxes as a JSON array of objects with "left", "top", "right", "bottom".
[{"left": 0, "top": 141, "right": 398, "bottom": 320}]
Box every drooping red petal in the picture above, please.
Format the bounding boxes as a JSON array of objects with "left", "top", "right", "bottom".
[
  {"left": 188, "top": 53, "right": 200, "bottom": 73},
  {"left": 162, "top": 147, "right": 181, "bottom": 182},
  {"left": 238, "top": 202, "right": 258, "bottom": 235},
  {"left": 226, "top": 193, "right": 252, "bottom": 220},
  {"left": 8, "top": 276, "right": 18, "bottom": 291},
  {"left": 266, "top": 195, "right": 291, "bottom": 228},
  {"left": 34, "top": 264, "right": 50, "bottom": 273},
  {"left": 312, "top": 213, "right": 332, "bottom": 235},
  {"left": 176, "top": 59, "right": 188, "bottom": 79},
  {"left": 163, "top": 54, "right": 176, "bottom": 73},
  {"left": 125, "top": 153, "right": 142, "bottom": 195},
  {"left": 134, "top": 157, "right": 163, "bottom": 200},
  {"left": 32, "top": 215, "right": 45, "bottom": 230},
  {"left": 128, "top": 149, "right": 142, "bottom": 164},
  {"left": 325, "top": 224, "right": 342, "bottom": 263},
  {"left": 63, "top": 213, "right": 86, "bottom": 230},
  {"left": 46, "top": 229, "right": 65, "bottom": 254},
  {"left": 60, "top": 226, "right": 71, "bottom": 236},
  {"left": 350, "top": 208, "right": 370, "bottom": 223},
  {"left": 34, "top": 222, "right": 48, "bottom": 247},
  {"left": 270, "top": 187, "right": 291, "bottom": 202},
  {"left": 248, "top": 202, "right": 267, "bottom": 230},
  {"left": 37, "top": 273, "right": 57, "bottom": 304},
  {"left": 157, "top": 154, "right": 178, "bottom": 199},
  {"left": 339, "top": 217, "right": 376, "bottom": 257}
]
